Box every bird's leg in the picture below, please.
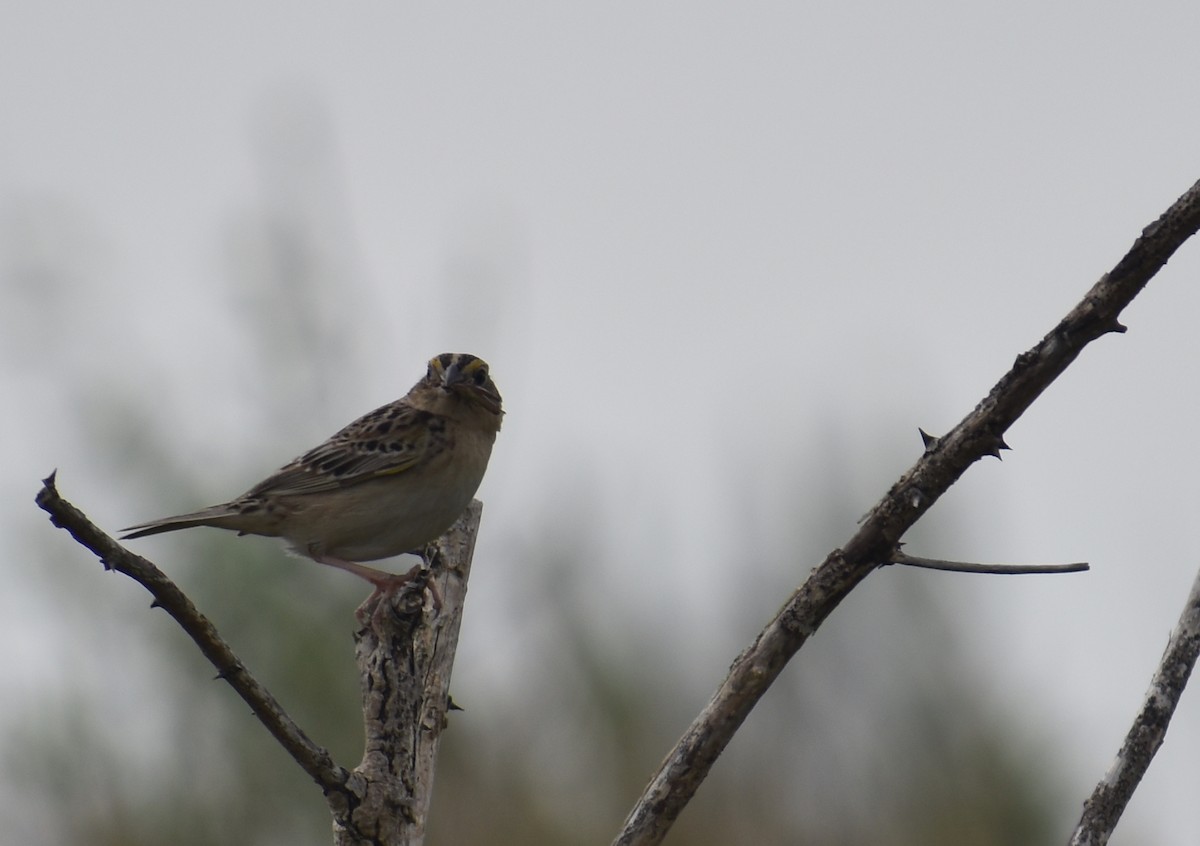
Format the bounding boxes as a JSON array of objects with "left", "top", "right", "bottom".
[
  {"left": 311, "top": 553, "right": 423, "bottom": 619},
  {"left": 312, "top": 550, "right": 442, "bottom": 621}
]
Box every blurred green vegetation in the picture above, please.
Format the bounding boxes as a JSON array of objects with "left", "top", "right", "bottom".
[
  {"left": 16, "top": 519, "right": 1064, "bottom": 846},
  {"left": 8, "top": 123, "right": 1068, "bottom": 846}
]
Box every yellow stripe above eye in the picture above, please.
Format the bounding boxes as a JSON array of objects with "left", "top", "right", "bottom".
[{"left": 428, "top": 353, "right": 487, "bottom": 380}]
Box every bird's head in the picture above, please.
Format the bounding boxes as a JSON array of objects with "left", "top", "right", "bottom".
[{"left": 424, "top": 352, "right": 504, "bottom": 418}]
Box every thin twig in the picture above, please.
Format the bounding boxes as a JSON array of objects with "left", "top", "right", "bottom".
[
  {"left": 34, "top": 471, "right": 350, "bottom": 797},
  {"left": 891, "top": 552, "right": 1089, "bottom": 575},
  {"left": 1068, "top": 565, "right": 1200, "bottom": 846},
  {"left": 614, "top": 177, "right": 1200, "bottom": 846}
]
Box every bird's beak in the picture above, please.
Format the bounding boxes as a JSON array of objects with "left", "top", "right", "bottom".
[{"left": 442, "top": 361, "right": 463, "bottom": 387}]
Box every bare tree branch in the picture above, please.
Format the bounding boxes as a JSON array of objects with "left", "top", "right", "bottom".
[
  {"left": 1068, "top": 565, "right": 1200, "bottom": 846},
  {"left": 614, "top": 178, "right": 1200, "bottom": 846},
  {"left": 34, "top": 470, "right": 348, "bottom": 795}
]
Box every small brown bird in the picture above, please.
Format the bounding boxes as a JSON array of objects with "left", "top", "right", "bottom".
[{"left": 123, "top": 353, "right": 503, "bottom": 598}]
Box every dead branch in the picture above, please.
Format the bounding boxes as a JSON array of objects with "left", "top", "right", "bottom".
[
  {"left": 35, "top": 471, "right": 347, "bottom": 793},
  {"left": 333, "top": 502, "right": 480, "bottom": 846},
  {"left": 614, "top": 177, "right": 1200, "bottom": 846},
  {"left": 1068, "top": 565, "right": 1200, "bottom": 846}
]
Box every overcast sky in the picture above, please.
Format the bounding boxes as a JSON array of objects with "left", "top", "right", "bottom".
[{"left": 5, "top": 3, "right": 1200, "bottom": 843}]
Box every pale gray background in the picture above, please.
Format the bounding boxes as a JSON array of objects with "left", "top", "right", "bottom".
[{"left": 4, "top": 3, "right": 1200, "bottom": 844}]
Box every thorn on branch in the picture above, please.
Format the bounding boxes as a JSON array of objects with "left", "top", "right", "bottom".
[
  {"left": 1013, "top": 349, "right": 1038, "bottom": 370},
  {"left": 214, "top": 664, "right": 242, "bottom": 681},
  {"left": 919, "top": 428, "right": 939, "bottom": 450},
  {"left": 982, "top": 432, "right": 1011, "bottom": 460}
]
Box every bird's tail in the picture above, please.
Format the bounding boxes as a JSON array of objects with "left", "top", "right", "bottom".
[{"left": 120, "top": 505, "right": 242, "bottom": 540}]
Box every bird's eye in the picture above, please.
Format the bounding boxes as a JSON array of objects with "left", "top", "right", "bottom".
[{"left": 473, "top": 369, "right": 489, "bottom": 386}]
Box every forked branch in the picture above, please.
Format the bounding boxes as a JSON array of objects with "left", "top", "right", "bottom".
[{"left": 614, "top": 177, "right": 1200, "bottom": 846}]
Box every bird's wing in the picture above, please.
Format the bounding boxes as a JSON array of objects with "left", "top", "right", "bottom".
[{"left": 245, "top": 401, "right": 448, "bottom": 498}]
